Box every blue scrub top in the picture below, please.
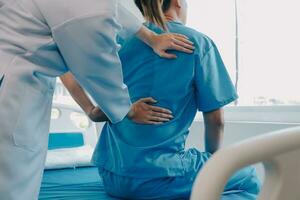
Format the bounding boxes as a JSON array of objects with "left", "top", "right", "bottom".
[{"left": 92, "top": 21, "right": 238, "bottom": 178}]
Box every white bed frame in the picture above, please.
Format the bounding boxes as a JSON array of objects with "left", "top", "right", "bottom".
[
  {"left": 190, "top": 126, "right": 300, "bottom": 200},
  {"left": 50, "top": 103, "right": 103, "bottom": 148}
]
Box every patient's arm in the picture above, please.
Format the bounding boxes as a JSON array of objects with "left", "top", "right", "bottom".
[
  {"left": 203, "top": 109, "right": 224, "bottom": 154},
  {"left": 60, "top": 72, "right": 108, "bottom": 122},
  {"left": 60, "top": 72, "right": 173, "bottom": 124}
]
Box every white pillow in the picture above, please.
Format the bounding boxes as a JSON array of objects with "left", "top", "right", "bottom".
[{"left": 45, "top": 145, "right": 95, "bottom": 170}]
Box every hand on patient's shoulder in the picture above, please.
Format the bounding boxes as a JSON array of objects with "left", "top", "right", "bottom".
[
  {"left": 136, "top": 26, "right": 195, "bottom": 59},
  {"left": 127, "top": 97, "right": 173, "bottom": 125},
  {"left": 150, "top": 33, "right": 195, "bottom": 59}
]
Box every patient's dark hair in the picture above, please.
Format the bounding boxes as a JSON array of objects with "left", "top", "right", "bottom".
[{"left": 134, "top": 0, "right": 172, "bottom": 31}]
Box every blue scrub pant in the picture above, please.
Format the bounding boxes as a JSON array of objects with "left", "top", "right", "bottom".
[{"left": 99, "top": 151, "right": 261, "bottom": 200}]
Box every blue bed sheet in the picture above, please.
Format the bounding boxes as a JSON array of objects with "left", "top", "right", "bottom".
[{"left": 39, "top": 167, "right": 118, "bottom": 200}]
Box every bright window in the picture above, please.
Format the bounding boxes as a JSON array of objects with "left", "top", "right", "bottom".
[{"left": 187, "top": 0, "right": 300, "bottom": 106}]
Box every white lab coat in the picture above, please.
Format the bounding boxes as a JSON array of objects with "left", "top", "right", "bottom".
[
  {"left": 0, "top": 0, "right": 141, "bottom": 199},
  {"left": 0, "top": 0, "right": 7, "bottom": 7}
]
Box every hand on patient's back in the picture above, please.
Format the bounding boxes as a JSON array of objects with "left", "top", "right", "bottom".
[
  {"left": 151, "top": 33, "right": 195, "bottom": 59},
  {"left": 127, "top": 97, "right": 173, "bottom": 125}
]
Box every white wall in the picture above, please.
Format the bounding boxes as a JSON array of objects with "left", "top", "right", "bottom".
[
  {"left": 189, "top": 105, "right": 300, "bottom": 149},
  {"left": 187, "top": 106, "right": 300, "bottom": 180}
]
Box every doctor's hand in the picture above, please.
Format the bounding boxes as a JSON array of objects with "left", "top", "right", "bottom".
[
  {"left": 87, "top": 106, "right": 108, "bottom": 122},
  {"left": 127, "top": 97, "right": 174, "bottom": 125},
  {"left": 150, "top": 33, "right": 195, "bottom": 59},
  {"left": 136, "top": 26, "right": 194, "bottom": 59}
]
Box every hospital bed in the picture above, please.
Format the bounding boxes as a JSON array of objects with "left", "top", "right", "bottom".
[
  {"left": 39, "top": 103, "right": 117, "bottom": 200},
  {"left": 40, "top": 103, "right": 300, "bottom": 199},
  {"left": 190, "top": 126, "right": 300, "bottom": 200}
]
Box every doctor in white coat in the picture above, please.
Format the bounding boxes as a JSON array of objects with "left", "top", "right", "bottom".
[{"left": 0, "top": 0, "right": 194, "bottom": 199}]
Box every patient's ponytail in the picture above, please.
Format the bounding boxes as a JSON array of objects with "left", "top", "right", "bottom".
[{"left": 134, "top": 0, "right": 169, "bottom": 31}]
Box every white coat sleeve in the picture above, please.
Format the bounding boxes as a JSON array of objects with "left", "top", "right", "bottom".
[
  {"left": 116, "top": 3, "right": 143, "bottom": 40},
  {"left": 0, "top": 0, "right": 6, "bottom": 7},
  {"left": 52, "top": 13, "right": 132, "bottom": 124}
]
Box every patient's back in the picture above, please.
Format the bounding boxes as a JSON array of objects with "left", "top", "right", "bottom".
[
  {"left": 117, "top": 22, "right": 210, "bottom": 146},
  {"left": 92, "top": 21, "right": 237, "bottom": 178}
]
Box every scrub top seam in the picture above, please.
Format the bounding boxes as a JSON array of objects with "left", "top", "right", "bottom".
[{"left": 199, "top": 45, "right": 214, "bottom": 65}]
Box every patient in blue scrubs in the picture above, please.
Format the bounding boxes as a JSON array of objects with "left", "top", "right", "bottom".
[{"left": 90, "top": 0, "right": 261, "bottom": 199}]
